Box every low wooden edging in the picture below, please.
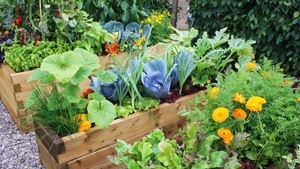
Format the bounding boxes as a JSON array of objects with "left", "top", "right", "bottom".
[
  {"left": 0, "top": 44, "right": 166, "bottom": 133},
  {"left": 35, "top": 92, "right": 201, "bottom": 169}
]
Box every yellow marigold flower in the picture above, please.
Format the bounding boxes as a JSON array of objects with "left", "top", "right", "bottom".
[
  {"left": 232, "top": 93, "right": 246, "bottom": 104},
  {"left": 78, "top": 120, "right": 92, "bottom": 132},
  {"left": 246, "top": 96, "right": 267, "bottom": 112},
  {"left": 232, "top": 108, "right": 247, "bottom": 119},
  {"left": 212, "top": 107, "right": 229, "bottom": 123},
  {"left": 297, "top": 97, "right": 300, "bottom": 103},
  {"left": 113, "top": 32, "right": 119, "bottom": 39},
  {"left": 217, "top": 128, "right": 234, "bottom": 145},
  {"left": 135, "top": 38, "right": 144, "bottom": 46},
  {"left": 141, "top": 36, "right": 146, "bottom": 42},
  {"left": 245, "top": 62, "right": 257, "bottom": 70},
  {"left": 209, "top": 87, "right": 219, "bottom": 98}
]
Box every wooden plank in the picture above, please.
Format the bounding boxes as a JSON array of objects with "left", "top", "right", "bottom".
[
  {"left": 36, "top": 136, "right": 68, "bottom": 169},
  {"left": 35, "top": 122, "right": 66, "bottom": 163},
  {"left": 37, "top": 91, "right": 200, "bottom": 165},
  {"left": 67, "top": 118, "right": 186, "bottom": 169}
]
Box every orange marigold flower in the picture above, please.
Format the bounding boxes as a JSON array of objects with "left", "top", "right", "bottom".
[
  {"left": 209, "top": 87, "right": 219, "bottom": 98},
  {"left": 217, "top": 128, "right": 234, "bottom": 145},
  {"left": 246, "top": 96, "right": 267, "bottom": 112},
  {"left": 212, "top": 107, "right": 229, "bottom": 123},
  {"left": 245, "top": 62, "right": 257, "bottom": 70},
  {"left": 297, "top": 97, "right": 300, "bottom": 103},
  {"left": 232, "top": 93, "right": 246, "bottom": 104},
  {"left": 232, "top": 108, "right": 247, "bottom": 119}
]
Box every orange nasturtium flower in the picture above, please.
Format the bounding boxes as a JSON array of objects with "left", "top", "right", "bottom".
[
  {"left": 246, "top": 96, "right": 267, "bottom": 112},
  {"left": 217, "top": 128, "right": 234, "bottom": 145},
  {"left": 232, "top": 108, "right": 247, "bottom": 119},
  {"left": 76, "top": 114, "right": 92, "bottom": 132},
  {"left": 81, "top": 88, "right": 94, "bottom": 98},
  {"left": 245, "top": 62, "right": 257, "bottom": 70},
  {"left": 104, "top": 41, "right": 119, "bottom": 56},
  {"left": 212, "top": 107, "right": 229, "bottom": 123},
  {"left": 232, "top": 93, "right": 246, "bottom": 104},
  {"left": 209, "top": 87, "right": 219, "bottom": 98}
]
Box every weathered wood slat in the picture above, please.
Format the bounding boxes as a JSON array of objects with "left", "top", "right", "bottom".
[{"left": 35, "top": 91, "right": 200, "bottom": 168}]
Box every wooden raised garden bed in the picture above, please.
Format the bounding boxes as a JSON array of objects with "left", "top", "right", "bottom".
[
  {"left": 35, "top": 92, "right": 201, "bottom": 169},
  {"left": 0, "top": 44, "right": 166, "bottom": 133}
]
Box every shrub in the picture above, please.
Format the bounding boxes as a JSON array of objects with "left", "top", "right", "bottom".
[
  {"left": 82, "top": 0, "right": 171, "bottom": 25},
  {"left": 188, "top": 0, "right": 300, "bottom": 76}
]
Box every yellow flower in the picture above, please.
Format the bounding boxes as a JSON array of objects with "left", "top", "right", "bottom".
[
  {"left": 246, "top": 96, "right": 267, "bottom": 112},
  {"left": 76, "top": 114, "right": 92, "bottom": 132},
  {"left": 141, "top": 36, "right": 146, "bottom": 42},
  {"left": 212, "top": 107, "right": 229, "bottom": 123},
  {"left": 77, "top": 114, "right": 87, "bottom": 122},
  {"left": 232, "top": 93, "right": 246, "bottom": 104},
  {"left": 217, "top": 128, "right": 234, "bottom": 145},
  {"left": 297, "top": 97, "right": 300, "bottom": 103},
  {"left": 113, "top": 32, "right": 119, "bottom": 39},
  {"left": 232, "top": 108, "right": 247, "bottom": 119},
  {"left": 139, "top": 29, "right": 143, "bottom": 34},
  {"left": 245, "top": 62, "right": 257, "bottom": 70},
  {"left": 209, "top": 87, "right": 219, "bottom": 98},
  {"left": 78, "top": 120, "right": 92, "bottom": 132}
]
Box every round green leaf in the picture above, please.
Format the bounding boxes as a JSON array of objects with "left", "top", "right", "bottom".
[
  {"left": 41, "top": 51, "right": 85, "bottom": 83},
  {"left": 87, "top": 100, "right": 116, "bottom": 129}
]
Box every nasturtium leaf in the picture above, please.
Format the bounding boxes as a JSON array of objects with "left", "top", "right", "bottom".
[
  {"left": 70, "top": 66, "right": 92, "bottom": 85},
  {"left": 28, "top": 68, "right": 55, "bottom": 84},
  {"left": 73, "top": 48, "right": 99, "bottom": 70},
  {"left": 62, "top": 84, "right": 81, "bottom": 103},
  {"left": 93, "top": 69, "right": 118, "bottom": 84},
  {"left": 87, "top": 92, "right": 106, "bottom": 102},
  {"left": 41, "top": 51, "right": 85, "bottom": 83},
  {"left": 77, "top": 98, "right": 89, "bottom": 110},
  {"left": 87, "top": 100, "right": 116, "bottom": 129}
]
